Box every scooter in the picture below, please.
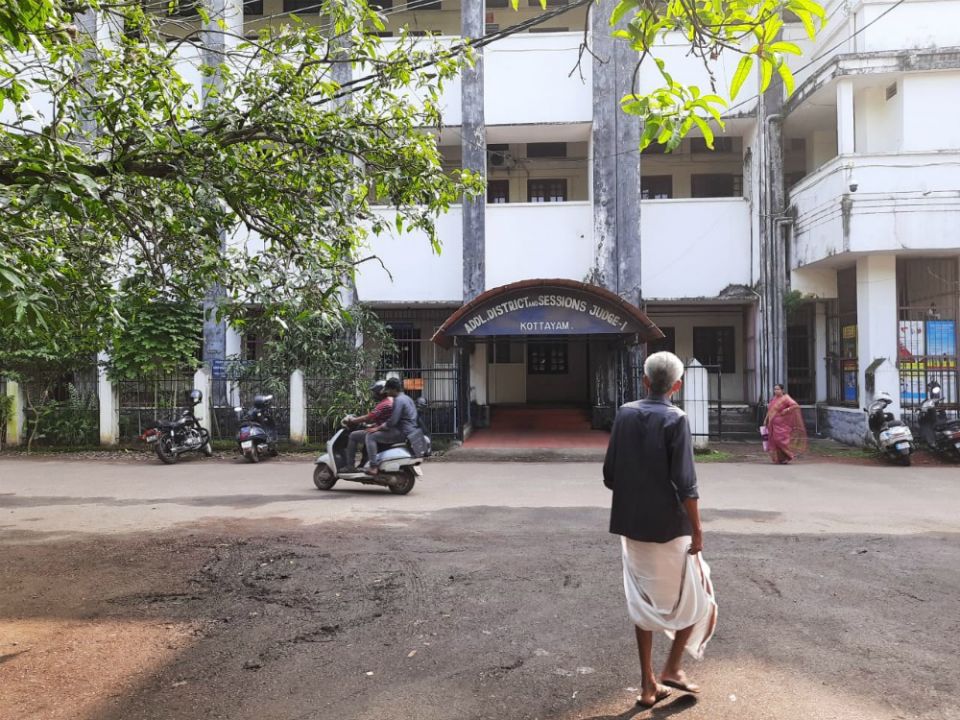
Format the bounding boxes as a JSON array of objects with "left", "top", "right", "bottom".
[
  {"left": 917, "top": 381, "right": 960, "bottom": 462},
  {"left": 140, "top": 389, "right": 213, "bottom": 465},
  {"left": 234, "top": 394, "right": 279, "bottom": 463},
  {"left": 865, "top": 391, "right": 914, "bottom": 466},
  {"left": 313, "top": 414, "right": 430, "bottom": 495}
]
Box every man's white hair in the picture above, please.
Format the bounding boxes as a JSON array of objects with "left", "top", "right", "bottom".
[{"left": 644, "top": 351, "right": 684, "bottom": 396}]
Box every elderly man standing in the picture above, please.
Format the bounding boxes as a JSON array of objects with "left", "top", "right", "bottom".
[{"left": 603, "top": 351, "right": 718, "bottom": 709}]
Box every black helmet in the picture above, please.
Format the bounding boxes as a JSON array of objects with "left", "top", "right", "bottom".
[
  {"left": 370, "top": 380, "right": 386, "bottom": 397},
  {"left": 189, "top": 389, "right": 203, "bottom": 404},
  {"left": 385, "top": 377, "right": 402, "bottom": 392},
  {"left": 253, "top": 394, "right": 273, "bottom": 408}
]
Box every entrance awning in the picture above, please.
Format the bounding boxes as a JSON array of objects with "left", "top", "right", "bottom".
[{"left": 431, "top": 279, "right": 664, "bottom": 348}]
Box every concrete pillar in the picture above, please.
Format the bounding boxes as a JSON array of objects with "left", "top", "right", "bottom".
[
  {"left": 814, "top": 302, "right": 828, "bottom": 403},
  {"left": 856, "top": 254, "right": 900, "bottom": 416},
  {"left": 684, "top": 360, "right": 710, "bottom": 449},
  {"left": 591, "top": 0, "right": 642, "bottom": 304},
  {"left": 97, "top": 352, "right": 119, "bottom": 446},
  {"left": 193, "top": 367, "right": 213, "bottom": 430},
  {"left": 289, "top": 369, "right": 307, "bottom": 445},
  {"left": 837, "top": 78, "right": 855, "bottom": 155},
  {"left": 5, "top": 381, "right": 26, "bottom": 447},
  {"left": 201, "top": 0, "right": 244, "bottom": 383},
  {"left": 462, "top": 0, "right": 486, "bottom": 301}
]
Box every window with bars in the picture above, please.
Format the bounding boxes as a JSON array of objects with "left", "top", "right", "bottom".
[
  {"left": 283, "top": 0, "right": 321, "bottom": 11},
  {"left": 526, "top": 142, "right": 567, "bottom": 158},
  {"left": 382, "top": 325, "right": 422, "bottom": 369},
  {"left": 528, "top": 179, "right": 567, "bottom": 203},
  {"left": 691, "top": 173, "right": 743, "bottom": 198},
  {"left": 691, "top": 137, "right": 734, "bottom": 153},
  {"left": 641, "top": 175, "right": 673, "bottom": 199},
  {"left": 487, "top": 179, "right": 510, "bottom": 204},
  {"left": 692, "top": 326, "right": 735, "bottom": 373},
  {"left": 528, "top": 342, "right": 568, "bottom": 374}
]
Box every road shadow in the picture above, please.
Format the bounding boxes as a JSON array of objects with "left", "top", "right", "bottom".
[{"left": 584, "top": 694, "right": 698, "bottom": 719}]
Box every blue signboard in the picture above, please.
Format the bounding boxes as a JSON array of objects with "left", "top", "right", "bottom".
[
  {"left": 447, "top": 290, "right": 643, "bottom": 338},
  {"left": 926, "top": 320, "right": 957, "bottom": 357}
]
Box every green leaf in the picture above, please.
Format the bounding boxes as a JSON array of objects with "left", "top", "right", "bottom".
[
  {"left": 759, "top": 57, "right": 774, "bottom": 93},
  {"left": 778, "top": 61, "right": 796, "bottom": 96},
  {"left": 692, "top": 116, "right": 715, "bottom": 149},
  {"left": 730, "top": 55, "right": 754, "bottom": 100},
  {"left": 610, "top": 0, "right": 638, "bottom": 27}
]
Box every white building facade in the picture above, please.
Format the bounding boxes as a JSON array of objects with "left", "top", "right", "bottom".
[{"left": 29, "top": 0, "right": 954, "bottom": 443}]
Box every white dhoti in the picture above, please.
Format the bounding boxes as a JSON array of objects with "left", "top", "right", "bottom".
[{"left": 621, "top": 535, "right": 718, "bottom": 660}]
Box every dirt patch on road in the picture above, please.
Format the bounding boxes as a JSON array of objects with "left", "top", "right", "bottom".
[{"left": 1, "top": 511, "right": 958, "bottom": 720}]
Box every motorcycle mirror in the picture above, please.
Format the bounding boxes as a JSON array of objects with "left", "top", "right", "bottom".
[{"left": 234, "top": 406, "right": 242, "bottom": 413}]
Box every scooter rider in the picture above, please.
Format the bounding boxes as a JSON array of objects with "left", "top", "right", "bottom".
[
  {"left": 342, "top": 380, "right": 393, "bottom": 473},
  {"left": 365, "top": 377, "right": 418, "bottom": 477}
]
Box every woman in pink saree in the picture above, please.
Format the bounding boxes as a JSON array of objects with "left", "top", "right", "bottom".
[{"left": 763, "top": 384, "right": 808, "bottom": 464}]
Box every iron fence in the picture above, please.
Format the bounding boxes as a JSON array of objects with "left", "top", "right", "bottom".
[
  {"left": 304, "top": 375, "right": 356, "bottom": 446},
  {"left": 209, "top": 372, "right": 290, "bottom": 442},
  {"left": 16, "top": 368, "right": 100, "bottom": 447},
  {"left": 117, "top": 372, "right": 196, "bottom": 442},
  {"left": 377, "top": 366, "right": 460, "bottom": 438},
  {"left": 899, "top": 355, "right": 960, "bottom": 427}
]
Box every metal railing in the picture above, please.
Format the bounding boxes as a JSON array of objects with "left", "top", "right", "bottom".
[
  {"left": 898, "top": 355, "right": 960, "bottom": 427},
  {"left": 117, "top": 372, "right": 195, "bottom": 442}
]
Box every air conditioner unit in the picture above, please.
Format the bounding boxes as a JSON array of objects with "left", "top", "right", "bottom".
[{"left": 487, "top": 150, "right": 515, "bottom": 168}]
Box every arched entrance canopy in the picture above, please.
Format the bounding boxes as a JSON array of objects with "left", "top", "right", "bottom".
[{"left": 431, "top": 279, "right": 664, "bottom": 348}]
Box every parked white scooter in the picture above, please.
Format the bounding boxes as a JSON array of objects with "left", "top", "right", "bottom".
[
  {"left": 312, "top": 414, "right": 430, "bottom": 495},
  {"left": 865, "top": 391, "right": 914, "bottom": 466}
]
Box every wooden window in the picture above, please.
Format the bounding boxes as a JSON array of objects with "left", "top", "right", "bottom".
[
  {"left": 487, "top": 0, "right": 510, "bottom": 7},
  {"left": 243, "top": 0, "right": 264, "bottom": 14},
  {"left": 528, "top": 342, "right": 568, "bottom": 374},
  {"left": 641, "top": 175, "right": 673, "bottom": 199},
  {"left": 526, "top": 142, "right": 567, "bottom": 158},
  {"left": 369, "top": 0, "right": 393, "bottom": 9},
  {"left": 487, "top": 180, "right": 510, "bottom": 204},
  {"left": 693, "top": 326, "right": 735, "bottom": 373},
  {"left": 528, "top": 0, "right": 570, "bottom": 6},
  {"left": 527, "top": 179, "right": 567, "bottom": 203},
  {"left": 691, "top": 173, "right": 743, "bottom": 198}
]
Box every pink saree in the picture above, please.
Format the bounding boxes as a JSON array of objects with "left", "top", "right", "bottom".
[{"left": 765, "top": 394, "right": 808, "bottom": 463}]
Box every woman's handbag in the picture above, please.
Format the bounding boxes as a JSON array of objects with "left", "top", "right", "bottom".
[{"left": 760, "top": 425, "right": 769, "bottom": 452}]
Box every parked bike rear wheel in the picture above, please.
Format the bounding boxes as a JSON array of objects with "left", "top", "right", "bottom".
[
  {"left": 388, "top": 468, "right": 416, "bottom": 495},
  {"left": 156, "top": 435, "right": 178, "bottom": 465}
]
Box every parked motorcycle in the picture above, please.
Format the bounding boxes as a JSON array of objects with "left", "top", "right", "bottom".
[
  {"left": 917, "top": 381, "right": 960, "bottom": 461},
  {"left": 313, "top": 410, "right": 431, "bottom": 495},
  {"left": 864, "top": 391, "right": 914, "bottom": 465},
  {"left": 234, "top": 394, "right": 279, "bottom": 463},
  {"left": 140, "top": 389, "right": 213, "bottom": 465}
]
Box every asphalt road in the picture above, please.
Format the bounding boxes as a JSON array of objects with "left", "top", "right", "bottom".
[{"left": 1, "top": 457, "right": 958, "bottom": 720}]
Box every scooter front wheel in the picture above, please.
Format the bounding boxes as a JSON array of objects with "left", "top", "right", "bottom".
[
  {"left": 313, "top": 465, "right": 337, "bottom": 490},
  {"left": 897, "top": 454, "right": 912, "bottom": 466},
  {"left": 244, "top": 446, "right": 260, "bottom": 463}
]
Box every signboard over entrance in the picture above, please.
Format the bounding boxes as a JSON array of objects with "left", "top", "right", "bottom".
[{"left": 432, "top": 279, "right": 663, "bottom": 348}]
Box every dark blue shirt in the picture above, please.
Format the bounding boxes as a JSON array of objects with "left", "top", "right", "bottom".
[
  {"left": 603, "top": 395, "right": 699, "bottom": 543},
  {"left": 385, "top": 392, "right": 418, "bottom": 437}
]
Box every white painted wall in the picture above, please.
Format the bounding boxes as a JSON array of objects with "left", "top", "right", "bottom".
[
  {"left": 355, "top": 207, "right": 463, "bottom": 303},
  {"left": 485, "top": 33, "right": 592, "bottom": 126},
  {"left": 791, "top": 152, "right": 960, "bottom": 267},
  {"left": 855, "top": 83, "right": 902, "bottom": 154},
  {"left": 901, "top": 73, "right": 960, "bottom": 152},
  {"left": 856, "top": 254, "right": 901, "bottom": 416},
  {"left": 484, "top": 202, "right": 594, "bottom": 289},
  {"left": 855, "top": 0, "right": 960, "bottom": 54},
  {"left": 641, "top": 198, "right": 752, "bottom": 298}
]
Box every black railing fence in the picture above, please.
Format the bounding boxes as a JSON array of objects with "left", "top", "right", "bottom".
[
  {"left": 117, "top": 372, "right": 195, "bottom": 442},
  {"left": 209, "top": 373, "right": 290, "bottom": 442}
]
